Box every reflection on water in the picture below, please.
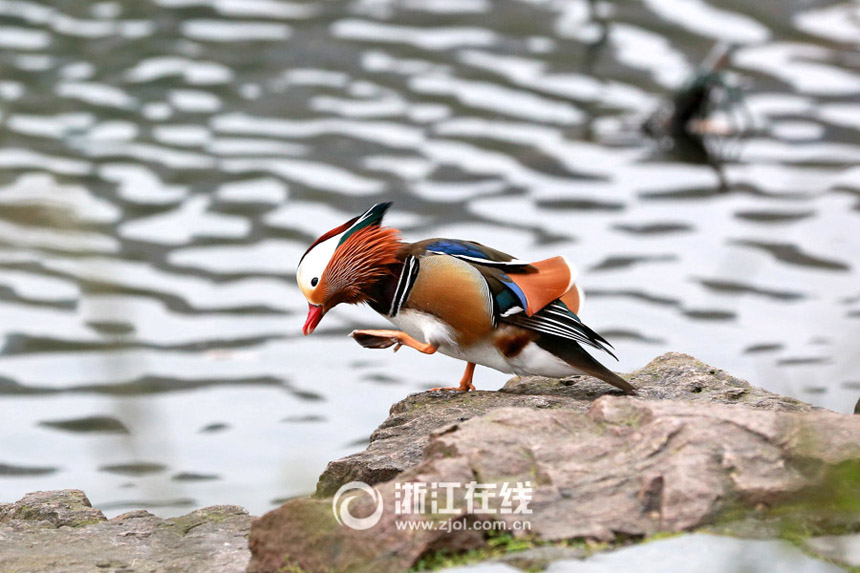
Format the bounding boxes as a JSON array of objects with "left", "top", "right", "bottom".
[{"left": 0, "top": 0, "right": 858, "bottom": 517}]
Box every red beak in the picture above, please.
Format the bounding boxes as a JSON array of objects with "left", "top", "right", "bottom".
[{"left": 303, "top": 304, "right": 324, "bottom": 336}]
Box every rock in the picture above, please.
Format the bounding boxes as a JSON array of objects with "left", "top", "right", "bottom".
[
  {"left": 315, "top": 391, "right": 578, "bottom": 497},
  {"left": 249, "top": 353, "right": 858, "bottom": 573},
  {"left": 0, "top": 489, "right": 105, "bottom": 528},
  {"left": 0, "top": 490, "right": 253, "bottom": 573},
  {"left": 315, "top": 353, "right": 817, "bottom": 497},
  {"left": 502, "top": 352, "right": 817, "bottom": 411},
  {"left": 4, "top": 354, "right": 851, "bottom": 573}
]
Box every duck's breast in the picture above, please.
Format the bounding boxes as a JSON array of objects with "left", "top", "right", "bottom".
[{"left": 401, "top": 255, "right": 495, "bottom": 347}]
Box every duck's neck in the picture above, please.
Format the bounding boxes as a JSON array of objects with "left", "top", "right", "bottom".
[{"left": 365, "top": 260, "right": 405, "bottom": 317}]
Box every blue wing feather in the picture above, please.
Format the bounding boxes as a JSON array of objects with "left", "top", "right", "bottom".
[
  {"left": 420, "top": 238, "right": 531, "bottom": 317},
  {"left": 497, "top": 274, "right": 528, "bottom": 313},
  {"left": 425, "top": 239, "right": 493, "bottom": 260}
]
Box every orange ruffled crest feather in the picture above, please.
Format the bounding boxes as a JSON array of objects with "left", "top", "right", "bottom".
[{"left": 319, "top": 226, "right": 402, "bottom": 307}]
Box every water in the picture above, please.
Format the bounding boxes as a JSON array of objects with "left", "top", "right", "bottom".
[
  {"left": 0, "top": 0, "right": 857, "bottom": 518},
  {"left": 443, "top": 534, "right": 845, "bottom": 573}
]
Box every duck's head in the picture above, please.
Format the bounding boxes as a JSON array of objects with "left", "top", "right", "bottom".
[{"left": 297, "top": 202, "right": 401, "bottom": 335}]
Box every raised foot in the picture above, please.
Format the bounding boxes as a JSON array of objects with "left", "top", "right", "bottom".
[
  {"left": 349, "top": 329, "right": 437, "bottom": 354},
  {"left": 350, "top": 330, "right": 399, "bottom": 349}
]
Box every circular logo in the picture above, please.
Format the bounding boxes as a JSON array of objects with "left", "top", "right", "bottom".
[{"left": 331, "top": 481, "right": 384, "bottom": 530}]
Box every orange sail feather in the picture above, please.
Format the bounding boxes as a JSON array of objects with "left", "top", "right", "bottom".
[{"left": 508, "top": 256, "right": 576, "bottom": 316}]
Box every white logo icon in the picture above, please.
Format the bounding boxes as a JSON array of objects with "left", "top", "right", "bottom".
[{"left": 331, "top": 481, "right": 384, "bottom": 530}]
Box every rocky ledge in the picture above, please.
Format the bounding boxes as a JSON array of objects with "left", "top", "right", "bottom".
[
  {"left": 0, "top": 490, "right": 252, "bottom": 572},
  {"left": 249, "top": 353, "right": 860, "bottom": 572},
  {"left": 3, "top": 353, "right": 859, "bottom": 573}
]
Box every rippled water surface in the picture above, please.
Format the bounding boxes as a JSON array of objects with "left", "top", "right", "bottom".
[{"left": 0, "top": 0, "right": 858, "bottom": 517}]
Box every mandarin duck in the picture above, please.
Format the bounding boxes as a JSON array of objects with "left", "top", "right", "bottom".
[{"left": 297, "top": 203, "right": 635, "bottom": 394}]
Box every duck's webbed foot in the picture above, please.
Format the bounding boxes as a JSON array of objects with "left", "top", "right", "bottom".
[
  {"left": 430, "top": 362, "right": 476, "bottom": 392},
  {"left": 350, "top": 329, "right": 437, "bottom": 354}
]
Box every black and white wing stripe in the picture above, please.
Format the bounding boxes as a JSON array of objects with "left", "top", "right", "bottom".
[
  {"left": 389, "top": 255, "right": 420, "bottom": 317},
  {"left": 503, "top": 300, "right": 617, "bottom": 359}
]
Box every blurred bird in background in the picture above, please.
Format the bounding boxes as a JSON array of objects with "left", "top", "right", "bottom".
[{"left": 643, "top": 42, "right": 751, "bottom": 187}]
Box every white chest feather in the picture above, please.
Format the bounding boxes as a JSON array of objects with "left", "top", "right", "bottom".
[
  {"left": 388, "top": 309, "right": 455, "bottom": 349},
  {"left": 387, "top": 309, "right": 579, "bottom": 378}
]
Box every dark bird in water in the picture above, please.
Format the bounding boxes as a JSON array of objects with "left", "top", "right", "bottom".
[
  {"left": 297, "top": 203, "right": 635, "bottom": 395},
  {"left": 643, "top": 42, "right": 745, "bottom": 141},
  {"left": 642, "top": 43, "right": 750, "bottom": 189}
]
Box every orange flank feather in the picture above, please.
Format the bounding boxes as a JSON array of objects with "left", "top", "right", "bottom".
[
  {"left": 406, "top": 255, "right": 495, "bottom": 347},
  {"left": 508, "top": 256, "right": 575, "bottom": 316}
]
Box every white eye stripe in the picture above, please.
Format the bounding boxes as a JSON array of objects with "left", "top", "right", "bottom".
[{"left": 297, "top": 233, "right": 342, "bottom": 293}]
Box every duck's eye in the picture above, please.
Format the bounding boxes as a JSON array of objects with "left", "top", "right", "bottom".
[{"left": 311, "top": 277, "right": 319, "bottom": 287}]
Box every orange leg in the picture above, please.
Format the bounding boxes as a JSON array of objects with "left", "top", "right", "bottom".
[
  {"left": 430, "top": 362, "right": 476, "bottom": 392},
  {"left": 350, "top": 329, "right": 437, "bottom": 354}
]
